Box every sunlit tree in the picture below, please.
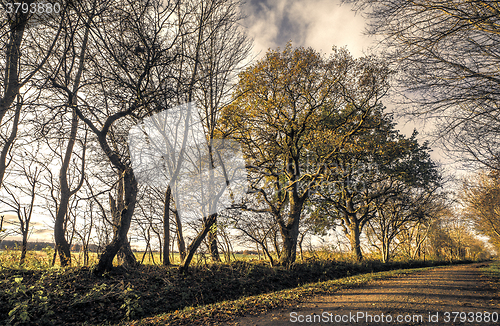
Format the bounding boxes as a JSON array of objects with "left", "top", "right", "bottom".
[
  {"left": 461, "top": 171, "right": 500, "bottom": 252},
  {"left": 222, "top": 44, "right": 391, "bottom": 266}
]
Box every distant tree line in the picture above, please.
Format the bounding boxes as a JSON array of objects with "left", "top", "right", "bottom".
[{"left": 0, "top": 240, "right": 99, "bottom": 253}]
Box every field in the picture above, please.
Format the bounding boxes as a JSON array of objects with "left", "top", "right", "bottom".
[
  {"left": 0, "top": 248, "right": 486, "bottom": 325},
  {"left": 0, "top": 247, "right": 257, "bottom": 270}
]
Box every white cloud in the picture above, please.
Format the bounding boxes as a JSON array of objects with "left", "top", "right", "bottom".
[
  {"left": 242, "top": 0, "right": 373, "bottom": 58},
  {"left": 297, "top": 0, "right": 371, "bottom": 56}
]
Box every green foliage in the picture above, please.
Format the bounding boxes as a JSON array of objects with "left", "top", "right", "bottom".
[
  {"left": 120, "top": 287, "right": 143, "bottom": 320},
  {"left": 481, "top": 261, "right": 500, "bottom": 281},
  {"left": 1, "top": 275, "right": 55, "bottom": 326},
  {"left": 480, "top": 261, "right": 500, "bottom": 296}
]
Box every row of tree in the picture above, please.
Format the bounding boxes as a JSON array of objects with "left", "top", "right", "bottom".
[{"left": 0, "top": 0, "right": 496, "bottom": 274}]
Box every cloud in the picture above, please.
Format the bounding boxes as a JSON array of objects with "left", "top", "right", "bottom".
[
  {"left": 242, "top": 0, "right": 373, "bottom": 58},
  {"left": 1, "top": 214, "right": 17, "bottom": 223},
  {"left": 33, "top": 228, "right": 52, "bottom": 237}
]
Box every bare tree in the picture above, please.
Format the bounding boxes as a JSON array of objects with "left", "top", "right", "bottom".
[
  {"left": 0, "top": 0, "right": 63, "bottom": 189},
  {"left": 0, "top": 147, "right": 43, "bottom": 265},
  {"left": 192, "top": 0, "right": 251, "bottom": 262},
  {"left": 71, "top": 0, "right": 181, "bottom": 274},
  {"left": 229, "top": 209, "right": 279, "bottom": 266},
  {"left": 146, "top": 0, "right": 251, "bottom": 270},
  {"left": 367, "top": 184, "right": 443, "bottom": 263},
  {"left": 352, "top": 0, "right": 500, "bottom": 170},
  {"left": 461, "top": 170, "right": 500, "bottom": 251},
  {"left": 37, "top": 1, "right": 98, "bottom": 267}
]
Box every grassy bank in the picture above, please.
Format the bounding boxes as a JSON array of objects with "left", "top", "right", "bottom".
[{"left": 0, "top": 257, "right": 475, "bottom": 326}]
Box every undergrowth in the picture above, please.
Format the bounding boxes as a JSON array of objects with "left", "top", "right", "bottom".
[{"left": 0, "top": 257, "right": 476, "bottom": 326}]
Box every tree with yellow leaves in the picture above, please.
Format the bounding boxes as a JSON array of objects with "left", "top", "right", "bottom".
[
  {"left": 221, "top": 44, "right": 391, "bottom": 266},
  {"left": 461, "top": 170, "right": 500, "bottom": 252}
]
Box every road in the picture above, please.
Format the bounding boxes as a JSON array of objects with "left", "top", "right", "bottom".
[{"left": 229, "top": 263, "right": 500, "bottom": 326}]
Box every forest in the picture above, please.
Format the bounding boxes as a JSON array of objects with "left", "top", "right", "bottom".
[{"left": 0, "top": 0, "right": 499, "bottom": 325}]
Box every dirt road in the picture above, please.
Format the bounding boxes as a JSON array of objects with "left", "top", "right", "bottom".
[{"left": 230, "top": 263, "right": 500, "bottom": 326}]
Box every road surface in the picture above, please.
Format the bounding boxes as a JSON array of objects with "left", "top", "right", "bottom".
[{"left": 230, "top": 263, "right": 500, "bottom": 326}]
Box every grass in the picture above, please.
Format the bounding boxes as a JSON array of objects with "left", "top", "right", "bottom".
[
  {"left": 481, "top": 260, "right": 500, "bottom": 291},
  {"left": 0, "top": 247, "right": 254, "bottom": 270},
  {"left": 0, "top": 249, "right": 478, "bottom": 326}
]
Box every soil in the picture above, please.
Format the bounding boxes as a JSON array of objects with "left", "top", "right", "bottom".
[{"left": 229, "top": 263, "right": 500, "bottom": 326}]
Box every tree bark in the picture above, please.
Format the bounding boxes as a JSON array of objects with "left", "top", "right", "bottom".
[
  {"left": 174, "top": 209, "right": 186, "bottom": 261},
  {"left": 279, "top": 222, "right": 300, "bottom": 266},
  {"left": 54, "top": 195, "right": 72, "bottom": 266},
  {"left": 0, "top": 17, "right": 26, "bottom": 189},
  {"left": 54, "top": 109, "right": 82, "bottom": 267},
  {"left": 0, "top": 99, "right": 21, "bottom": 192},
  {"left": 117, "top": 239, "right": 138, "bottom": 267},
  {"left": 208, "top": 225, "right": 220, "bottom": 262},
  {"left": 278, "top": 200, "right": 303, "bottom": 267},
  {"left": 53, "top": 13, "right": 91, "bottom": 266},
  {"left": 20, "top": 228, "right": 28, "bottom": 266},
  {"left": 1, "top": 0, "right": 60, "bottom": 189},
  {"left": 108, "top": 173, "right": 138, "bottom": 269}
]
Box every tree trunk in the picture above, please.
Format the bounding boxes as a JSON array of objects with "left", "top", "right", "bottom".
[
  {"left": 174, "top": 209, "right": 186, "bottom": 261},
  {"left": 117, "top": 239, "right": 138, "bottom": 267},
  {"left": 0, "top": 100, "right": 21, "bottom": 192},
  {"left": 20, "top": 229, "right": 28, "bottom": 266},
  {"left": 0, "top": 9, "right": 30, "bottom": 190},
  {"left": 272, "top": 228, "right": 281, "bottom": 259},
  {"left": 179, "top": 213, "right": 216, "bottom": 273},
  {"left": 382, "top": 239, "right": 389, "bottom": 263},
  {"left": 278, "top": 203, "right": 303, "bottom": 267},
  {"left": 279, "top": 224, "right": 299, "bottom": 266},
  {"left": 55, "top": 109, "right": 80, "bottom": 267},
  {"left": 162, "top": 186, "right": 171, "bottom": 265},
  {"left": 94, "top": 169, "right": 138, "bottom": 275},
  {"left": 261, "top": 242, "right": 275, "bottom": 267},
  {"left": 298, "top": 231, "right": 306, "bottom": 262},
  {"left": 53, "top": 16, "right": 91, "bottom": 266},
  {"left": 208, "top": 224, "right": 220, "bottom": 262},
  {"left": 349, "top": 222, "right": 363, "bottom": 261},
  {"left": 0, "top": 215, "right": 3, "bottom": 247},
  {"left": 54, "top": 195, "right": 72, "bottom": 266}
]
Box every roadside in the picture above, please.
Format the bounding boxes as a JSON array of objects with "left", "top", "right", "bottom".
[{"left": 229, "top": 262, "right": 500, "bottom": 326}]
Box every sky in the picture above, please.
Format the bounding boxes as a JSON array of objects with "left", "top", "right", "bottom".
[{"left": 242, "top": 0, "right": 371, "bottom": 58}]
